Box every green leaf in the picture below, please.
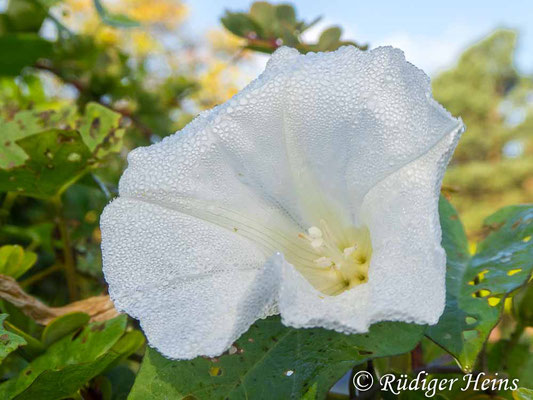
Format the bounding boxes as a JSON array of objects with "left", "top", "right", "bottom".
[
  {"left": 221, "top": 12, "right": 262, "bottom": 38},
  {"left": 513, "top": 388, "right": 533, "bottom": 400},
  {"left": 5, "top": 0, "right": 48, "bottom": 33},
  {"left": 0, "top": 106, "right": 77, "bottom": 169},
  {"left": 0, "top": 103, "right": 125, "bottom": 198},
  {"left": 0, "top": 314, "right": 26, "bottom": 364},
  {"left": 93, "top": 0, "right": 140, "bottom": 28},
  {"left": 108, "top": 330, "right": 145, "bottom": 363},
  {"left": 427, "top": 198, "right": 533, "bottom": 372},
  {"left": 129, "top": 316, "right": 424, "bottom": 399},
  {"left": 18, "top": 330, "right": 143, "bottom": 400},
  {"left": 2, "top": 320, "right": 45, "bottom": 359},
  {"left": 0, "top": 129, "right": 93, "bottom": 198},
  {"left": 275, "top": 4, "right": 296, "bottom": 25},
  {"left": 0, "top": 245, "right": 37, "bottom": 279},
  {"left": 249, "top": 2, "right": 275, "bottom": 36},
  {"left": 105, "top": 365, "right": 136, "bottom": 400},
  {"left": 0, "top": 34, "right": 52, "bottom": 76},
  {"left": 0, "top": 315, "right": 128, "bottom": 399},
  {"left": 79, "top": 102, "right": 125, "bottom": 158},
  {"left": 41, "top": 312, "right": 90, "bottom": 347},
  {"left": 318, "top": 26, "right": 342, "bottom": 51}
]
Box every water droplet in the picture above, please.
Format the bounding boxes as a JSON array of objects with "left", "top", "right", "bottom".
[{"left": 68, "top": 152, "right": 81, "bottom": 162}]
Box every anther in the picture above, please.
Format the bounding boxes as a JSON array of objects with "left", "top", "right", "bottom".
[{"left": 343, "top": 246, "right": 356, "bottom": 258}]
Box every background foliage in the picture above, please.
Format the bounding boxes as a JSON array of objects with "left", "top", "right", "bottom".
[{"left": 0, "top": 1, "right": 531, "bottom": 399}]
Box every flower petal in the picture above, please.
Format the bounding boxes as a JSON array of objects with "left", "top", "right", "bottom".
[
  {"left": 101, "top": 198, "right": 280, "bottom": 359},
  {"left": 278, "top": 122, "right": 464, "bottom": 332},
  {"left": 117, "top": 46, "right": 460, "bottom": 229},
  {"left": 361, "top": 123, "right": 463, "bottom": 326},
  {"left": 271, "top": 46, "right": 463, "bottom": 214}
]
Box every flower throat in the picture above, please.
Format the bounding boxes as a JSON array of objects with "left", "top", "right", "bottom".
[{"left": 296, "top": 221, "right": 372, "bottom": 296}]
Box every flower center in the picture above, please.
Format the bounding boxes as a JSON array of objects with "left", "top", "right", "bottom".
[{"left": 296, "top": 220, "right": 372, "bottom": 296}]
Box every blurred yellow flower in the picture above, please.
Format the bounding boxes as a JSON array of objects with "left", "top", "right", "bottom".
[
  {"left": 195, "top": 61, "right": 241, "bottom": 108},
  {"left": 65, "top": 0, "right": 92, "bottom": 13},
  {"left": 55, "top": 0, "right": 248, "bottom": 113},
  {"left": 127, "top": 0, "right": 187, "bottom": 28},
  {"left": 61, "top": 0, "right": 187, "bottom": 34},
  {"left": 96, "top": 25, "right": 120, "bottom": 46},
  {"left": 208, "top": 29, "right": 248, "bottom": 57},
  {"left": 131, "top": 31, "right": 160, "bottom": 55}
]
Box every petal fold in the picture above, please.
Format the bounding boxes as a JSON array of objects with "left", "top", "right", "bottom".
[{"left": 278, "top": 122, "right": 464, "bottom": 332}]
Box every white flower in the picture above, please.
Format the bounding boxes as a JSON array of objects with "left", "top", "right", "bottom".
[{"left": 100, "top": 46, "right": 464, "bottom": 360}]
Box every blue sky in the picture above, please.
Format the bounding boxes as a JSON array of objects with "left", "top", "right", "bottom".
[{"left": 186, "top": 0, "right": 533, "bottom": 76}]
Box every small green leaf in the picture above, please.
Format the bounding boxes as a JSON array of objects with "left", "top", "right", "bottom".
[
  {"left": 0, "top": 103, "right": 124, "bottom": 198},
  {"left": 275, "top": 4, "right": 296, "bottom": 25},
  {"left": 249, "top": 1, "right": 275, "bottom": 36},
  {"left": 0, "top": 129, "right": 93, "bottom": 198},
  {"left": 41, "top": 312, "right": 90, "bottom": 347},
  {"left": 108, "top": 330, "right": 145, "bottom": 363},
  {"left": 101, "top": 13, "right": 141, "bottom": 28},
  {"left": 129, "top": 317, "right": 424, "bottom": 399},
  {"left": 0, "top": 34, "right": 52, "bottom": 76},
  {"left": 79, "top": 102, "right": 125, "bottom": 158},
  {"left": 2, "top": 321, "right": 45, "bottom": 359},
  {"left": 221, "top": 12, "right": 262, "bottom": 38},
  {"left": 93, "top": 0, "right": 140, "bottom": 28},
  {"left": 105, "top": 365, "right": 137, "bottom": 400},
  {"left": 427, "top": 198, "right": 533, "bottom": 372},
  {"left": 5, "top": 0, "right": 48, "bottom": 33},
  {"left": 318, "top": 26, "right": 342, "bottom": 51},
  {"left": 0, "top": 315, "right": 128, "bottom": 399},
  {"left": 0, "top": 314, "right": 26, "bottom": 364},
  {"left": 0, "top": 245, "right": 37, "bottom": 279},
  {"left": 0, "top": 106, "right": 77, "bottom": 169}
]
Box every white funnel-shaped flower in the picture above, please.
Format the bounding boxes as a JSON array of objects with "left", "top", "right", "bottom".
[{"left": 101, "top": 46, "right": 464, "bottom": 360}]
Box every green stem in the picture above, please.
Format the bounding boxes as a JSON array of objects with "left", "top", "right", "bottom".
[
  {"left": 20, "top": 264, "right": 62, "bottom": 288},
  {"left": 53, "top": 198, "right": 79, "bottom": 300},
  {"left": 1, "top": 192, "right": 17, "bottom": 213}
]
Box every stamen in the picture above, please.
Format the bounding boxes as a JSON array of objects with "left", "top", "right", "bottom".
[
  {"left": 297, "top": 221, "right": 372, "bottom": 296},
  {"left": 343, "top": 246, "right": 356, "bottom": 258},
  {"left": 307, "top": 226, "right": 323, "bottom": 238}
]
